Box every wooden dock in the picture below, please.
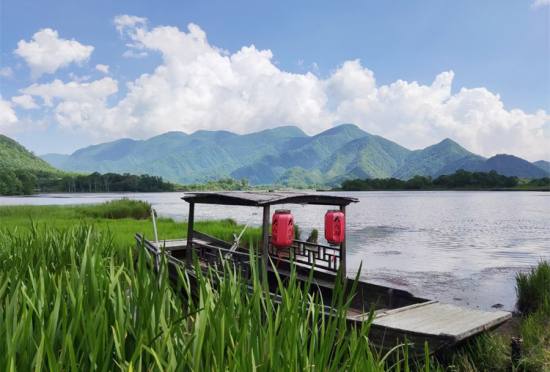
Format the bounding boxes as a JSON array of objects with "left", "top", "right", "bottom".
[{"left": 348, "top": 300, "right": 511, "bottom": 350}]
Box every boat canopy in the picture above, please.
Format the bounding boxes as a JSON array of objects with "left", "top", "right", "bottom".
[{"left": 182, "top": 191, "right": 358, "bottom": 207}]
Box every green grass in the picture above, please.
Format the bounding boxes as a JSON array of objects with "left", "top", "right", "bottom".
[
  {"left": 515, "top": 261, "right": 550, "bottom": 370},
  {"left": 0, "top": 222, "right": 436, "bottom": 371},
  {"left": 0, "top": 201, "right": 262, "bottom": 248},
  {"left": 0, "top": 201, "right": 442, "bottom": 370},
  {"left": 516, "top": 261, "right": 550, "bottom": 315}
]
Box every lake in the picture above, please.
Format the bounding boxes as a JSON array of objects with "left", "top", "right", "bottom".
[{"left": 1, "top": 191, "right": 548, "bottom": 311}]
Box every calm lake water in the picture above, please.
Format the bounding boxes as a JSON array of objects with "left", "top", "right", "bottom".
[{"left": 1, "top": 191, "right": 549, "bottom": 311}]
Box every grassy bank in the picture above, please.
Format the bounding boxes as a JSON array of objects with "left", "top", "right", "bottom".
[
  {"left": 0, "top": 199, "right": 262, "bottom": 248},
  {"left": 0, "top": 218, "right": 430, "bottom": 370}
]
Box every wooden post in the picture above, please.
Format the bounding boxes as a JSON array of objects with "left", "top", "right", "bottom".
[
  {"left": 186, "top": 202, "right": 195, "bottom": 266},
  {"left": 261, "top": 205, "right": 271, "bottom": 275},
  {"left": 339, "top": 205, "right": 347, "bottom": 281}
]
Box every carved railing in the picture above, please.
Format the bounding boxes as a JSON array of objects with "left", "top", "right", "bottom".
[{"left": 268, "top": 239, "right": 341, "bottom": 273}]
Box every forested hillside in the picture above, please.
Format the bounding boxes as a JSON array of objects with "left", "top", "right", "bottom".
[{"left": 41, "top": 124, "right": 549, "bottom": 185}]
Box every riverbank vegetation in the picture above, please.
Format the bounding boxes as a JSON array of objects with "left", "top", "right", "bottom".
[
  {"left": 0, "top": 170, "right": 177, "bottom": 196},
  {"left": 0, "top": 209, "right": 425, "bottom": 370},
  {"left": 0, "top": 200, "right": 262, "bottom": 248},
  {"left": 338, "top": 170, "right": 550, "bottom": 191},
  {"left": 1, "top": 201, "right": 548, "bottom": 370}
]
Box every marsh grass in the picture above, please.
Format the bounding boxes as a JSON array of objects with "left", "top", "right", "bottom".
[
  {"left": 516, "top": 261, "right": 550, "bottom": 315},
  {"left": 515, "top": 261, "right": 550, "bottom": 371},
  {"left": 0, "top": 202, "right": 262, "bottom": 248},
  {"left": 0, "top": 223, "right": 434, "bottom": 371},
  {"left": 80, "top": 198, "right": 152, "bottom": 219}
]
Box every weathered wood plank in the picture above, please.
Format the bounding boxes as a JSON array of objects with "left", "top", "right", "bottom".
[{"left": 371, "top": 302, "right": 511, "bottom": 341}]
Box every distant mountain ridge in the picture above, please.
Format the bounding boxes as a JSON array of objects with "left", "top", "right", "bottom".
[{"left": 40, "top": 124, "right": 549, "bottom": 185}]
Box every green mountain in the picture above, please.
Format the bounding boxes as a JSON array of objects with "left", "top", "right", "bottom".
[
  {"left": 42, "top": 126, "right": 307, "bottom": 183},
  {"left": 0, "top": 134, "right": 57, "bottom": 173},
  {"left": 479, "top": 155, "right": 548, "bottom": 178},
  {"left": 40, "top": 125, "right": 549, "bottom": 185},
  {"left": 393, "top": 138, "right": 482, "bottom": 179},
  {"left": 232, "top": 124, "right": 371, "bottom": 184},
  {"left": 533, "top": 160, "right": 550, "bottom": 174},
  {"left": 275, "top": 131, "right": 411, "bottom": 186}
]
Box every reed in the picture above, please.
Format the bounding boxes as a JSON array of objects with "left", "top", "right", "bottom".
[
  {"left": 516, "top": 261, "right": 550, "bottom": 315},
  {"left": 80, "top": 198, "right": 152, "bottom": 219},
  {"left": 515, "top": 260, "right": 550, "bottom": 370},
  {"left": 0, "top": 224, "right": 429, "bottom": 371}
]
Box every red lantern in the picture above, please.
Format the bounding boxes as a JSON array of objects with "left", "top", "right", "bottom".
[
  {"left": 271, "top": 210, "right": 294, "bottom": 248},
  {"left": 325, "top": 210, "right": 345, "bottom": 245}
]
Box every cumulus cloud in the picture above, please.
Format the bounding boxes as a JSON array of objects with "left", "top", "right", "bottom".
[
  {"left": 21, "top": 78, "right": 117, "bottom": 130},
  {"left": 14, "top": 28, "right": 94, "bottom": 78},
  {"left": 95, "top": 64, "right": 109, "bottom": 74},
  {"left": 12, "top": 95, "right": 39, "bottom": 109},
  {"left": 0, "top": 67, "right": 13, "bottom": 78},
  {"left": 0, "top": 96, "right": 18, "bottom": 131},
  {"left": 114, "top": 15, "right": 147, "bottom": 34},
  {"left": 14, "top": 17, "right": 550, "bottom": 161}
]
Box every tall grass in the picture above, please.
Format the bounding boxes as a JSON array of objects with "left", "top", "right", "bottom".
[
  {"left": 80, "top": 198, "right": 152, "bottom": 219},
  {"left": 516, "top": 261, "right": 550, "bottom": 315},
  {"left": 515, "top": 261, "right": 550, "bottom": 370},
  {"left": 0, "top": 202, "right": 262, "bottom": 249},
  {"left": 0, "top": 224, "right": 431, "bottom": 371}
]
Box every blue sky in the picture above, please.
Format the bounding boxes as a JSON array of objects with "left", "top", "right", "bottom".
[{"left": 0, "top": 0, "right": 549, "bottom": 160}]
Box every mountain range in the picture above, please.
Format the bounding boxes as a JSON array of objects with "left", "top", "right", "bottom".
[{"left": 40, "top": 124, "right": 549, "bottom": 186}]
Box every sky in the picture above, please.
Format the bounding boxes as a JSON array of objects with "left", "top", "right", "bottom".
[{"left": 0, "top": 0, "right": 549, "bottom": 161}]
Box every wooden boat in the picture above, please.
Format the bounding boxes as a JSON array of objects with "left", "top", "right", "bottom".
[{"left": 136, "top": 191, "right": 511, "bottom": 353}]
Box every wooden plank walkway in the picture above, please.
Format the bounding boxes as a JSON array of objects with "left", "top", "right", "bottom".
[{"left": 353, "top": 301, "right": 511, "bottom": 341}]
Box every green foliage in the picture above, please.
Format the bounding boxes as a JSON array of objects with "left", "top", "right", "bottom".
[
  {"left": 0, "top": 170, "right": 177, "bottom": 196},
  {"left": 0, "top": 202, "right": 262, "bottom": 249},
  {"left": 339, "top": 170, "right": 522, "bottom": 191},
  {"left": 445, "top": 334, "right": 510, "bottom": 372},
  {"left": 307, "top": 228, "right": 319, "bottom": 243},
  {"left": 518, "top": 309, "right": 550, "bottom": 370},
  {"left": 524, "top": 177, "right": 550, "bottom": 189},
  {"left": 516, "top": 261, "right": 550, "bottom": 315},
  {"left": 0, "top": 134, "right": 57, "bottom": 173},
  {"left": 0, "top": 222, "right": 427, "bottom": 371},
  {"left": 80, "top": 199, "right": 152, "bottom": 219},
  {"left": 59, "top": 172, "right": 176, "bottom": 192},
  {"left": 181, "top": 177, "right": 250, "bottom": 191},
  {"left": 514, "top": 261, "right": 550, "bottom": 371}
]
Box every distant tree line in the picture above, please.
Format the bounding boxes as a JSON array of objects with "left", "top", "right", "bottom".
[
  {"left": 0, "top": 168, "right": 39, "bottom": 195},
  {"left": 339, "top": 170, "right": 550, "bottom": 191},
  {"left": 180, "top": 178, "right": 250, "bottom": 191},
  {"left": 0, "top": 169, "right": 175, "bottom": 196}
]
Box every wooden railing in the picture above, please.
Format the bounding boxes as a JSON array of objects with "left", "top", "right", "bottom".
[{"left": 268, "top": 239, "right": 341, "bottom": 273}]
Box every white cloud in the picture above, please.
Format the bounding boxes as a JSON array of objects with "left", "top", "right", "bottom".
[
  {"left": 0, "top": 96, "right": 18, "bottom": 131},
  {"left": 15, "top": 17, "right": 550, "bottom": 161},
  {"left": 532, "top": 0, "right": 550, "bottom": 8},
  {"left": 14, "top": 28, "right": 94, "bottom": 78},
  {"left": 0, "top": 67, "right": 13, "bottom": 78},
  {"left": 12, "top": 95, "right": 39, "bottom": 109},
  {"left": 122, "top": 50, "right": 148, "bottom": 59},
  {"left": 95, "top": 64, "right": 109, "bottom": 74},
  {"left": 114, "top": 15, "right": 147, "bottom": 34},
  {"left": 21, "top": 78, "right": 117, "bottom": 130}
]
